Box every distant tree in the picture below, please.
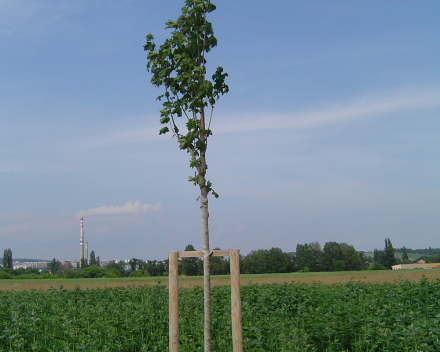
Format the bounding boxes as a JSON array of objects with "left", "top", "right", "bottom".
[
  {"left": 221, "top": 259, "right": 230, "bottom": 275},
  {"left": 374, "top": 239, "right": 396, "bottom": 269},
  {"left": 384, "top": 238, "right": 397, "bottom": 269},
  {"left": 210, "top": 247, "right": 226, "bottom": 275},
  {"left": 323, "top": 242, "right": 342, "bottom": 272},
  {"left": 106, "top": 261, "right": 126, "bottom": 276},
  {"left": 305, "top": 242, "right": 322, "bottom": 272},
  {"left": 181, "top": 244, "right": 199, "bottom": 276},
  {"left": 62, "top": 261, "right": 73, "bottom": 273},
  {"left": 2, "top": 249, "right": 12, "bottom": 269},
  {"left": 401, "top": 246, "right": 409, "bottom": 263},
  {"left": 129, "top": 258, "right": 138, "bottom": 271},
  {"left": 294, "top": 244, "right": 316, "bottom": 271},
  {"left": 156, "top": 260, "right": 166, "bottom": 276},
  {"left": 80, "top": 258, "right": 88, "bottom": 269},
  {"left": 367, "top": 263, "right": 386, "bottom": 270},
  {"left": 373, "top": 248, "right": 386, "bottom": 266},
  {"left": 2, "top": 249, "right": 7, "bottom": 268},
  {"left": 296, "top": 243, "right": 310, "bottom": 271},
  {"left": 145, "top": 260, "right": 159, "bottom": 276},
  {"left": 241, "top": 250, "right": 265, "bottom": 274},
  {"left": 96, "top": 256, "right": 101, "bottom": 267},
  {"left": 89, "top": 251, "right": 97, "bottom": 266},
  {"left": 358, "top": 252, "right": 369, "bottom": 269},
  {"left": 341, "top": 244, "right": 363, "bottom": 271},
  {"left": 240, "top": 248, "right": 292, "bottom": 274},
  {"left": 50, "top": 258, "right": 62, "bottom": 274},
  {"left": 267, "top": 247, "right": 292, "bottom": 273}
]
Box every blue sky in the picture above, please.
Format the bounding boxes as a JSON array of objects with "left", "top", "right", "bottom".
[{"left": 1, "top": 1, "right": 439, "bottom": 261}]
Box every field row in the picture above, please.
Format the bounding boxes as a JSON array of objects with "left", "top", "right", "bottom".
[
  {"left": 2, "top": 268, "right": 440, "bottom": 291},
  {"left": 1, "top": 278, "right": 440, "bottom": 351}
]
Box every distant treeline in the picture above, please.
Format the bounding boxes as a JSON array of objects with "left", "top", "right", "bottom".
[
  {"left": 395, "top": 247, "right": 440, "bottom": 256},
  {"left": 2, "top": 242, "right": 440, "bottom": 280}
]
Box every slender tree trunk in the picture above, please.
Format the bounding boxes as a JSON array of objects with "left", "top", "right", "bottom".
[{"left": 200, "top": 179, "right": 211, "bottom": 352}]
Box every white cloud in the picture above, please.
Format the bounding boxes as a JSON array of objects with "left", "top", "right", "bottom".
[{"left": 76, "top": 200, "right": 162, "bottom": 218}]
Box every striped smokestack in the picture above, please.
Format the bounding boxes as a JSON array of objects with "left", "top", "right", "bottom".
[{"left": 80, "top": 217, "right": 84, "bottom": 262}]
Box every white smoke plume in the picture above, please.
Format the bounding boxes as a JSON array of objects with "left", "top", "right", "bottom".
[{"left": 76, "top": 200, "right": 162, "bottom": 218}]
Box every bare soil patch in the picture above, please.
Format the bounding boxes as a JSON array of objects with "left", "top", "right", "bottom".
[{"left": 1, "top": 269, "right": 439, "bottom": 291}]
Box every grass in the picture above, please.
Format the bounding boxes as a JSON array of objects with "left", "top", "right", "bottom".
[{"left": 1, "top": 268, "right": 440, "bottom": 291}]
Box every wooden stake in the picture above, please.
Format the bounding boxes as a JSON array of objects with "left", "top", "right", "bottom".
[
  {"left": 169, "top": 249, "right": 243, "bottom": 352},
  {"left": 169, "top": 251, "right": 179, "bottom": 352},
  {"left": 230, "top": 249, "right": 243, "bottom": 352}
]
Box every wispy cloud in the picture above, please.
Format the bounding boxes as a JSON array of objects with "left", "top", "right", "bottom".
[
  {"left": 215, "top": 86, "right": 440, "bottom": 134},
  {"left": 76, "top": 200, "right": 162, "bottom": 219},
  {"left": 79, "top": 87, "right": 440, "bottom": 151}
]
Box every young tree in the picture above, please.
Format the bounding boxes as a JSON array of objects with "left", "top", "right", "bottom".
[{"left": 144, "top": 1, "right": 228, "bottom": 350}]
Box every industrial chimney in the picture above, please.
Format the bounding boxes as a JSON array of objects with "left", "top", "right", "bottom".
[
  {"left": 86, "top": 241, "right": 88, "bottom": 265},
  {"left": 80, "top": 217, "right": 84, "bottom": 263}
]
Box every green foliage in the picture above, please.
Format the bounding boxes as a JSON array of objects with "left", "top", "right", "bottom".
[
  {"left": 144, "top": 0, "right": 228, "bottom": 198},
  {"left": 2, "top": 280, "right": 440, "bottom": 351},
  {"left": 105, "top": 261, "right": 127, "bottom": 276},
  {"left": 80, "top": 266, "right": 108, "bottom": 278},
  {"left": 296, "top": 242, "right": 363, "bottom": 272},
  {"left": 210, "top": 247, "right": 229, "bottom": 275},
  {"left": 373, "top": 238, "right": 397, "bottom": 269},
  {"left": 181, "top": 244, "right": 199, "bottom": 276},
  {"left": 89, "top": 250, "right": 98, "bottom": 266},
  {"left": 2, "top": 249, "right": 12, "bottom": 269},
  {"left": 50, "top": 258, "right": 62, "bottom": 274},
  {"left": 241, "top": 247, "right": 293, "bottom": 274},
  {"left": 401, "top": 246, "right": 409, "bottom": 262},
  {"left": 128, "top": 270, "right": 150, "bottom": 277},
  {"left": 0, "top": 270, "right": 12, "bottom": 279},
  {"left": 367, "top": 263, "right": 386, "bottom": 270}
]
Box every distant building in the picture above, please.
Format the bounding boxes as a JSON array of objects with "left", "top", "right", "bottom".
[
  {"left": 13, "top": 261, "right": 50, "bottom": 271},
  {"left": 392, "top": 263, "right": 440, "bottom": 270}
]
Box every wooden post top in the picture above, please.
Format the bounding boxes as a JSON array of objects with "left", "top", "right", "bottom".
[{"left": 174, "top": 249, "right": 239, "bottom": 258}]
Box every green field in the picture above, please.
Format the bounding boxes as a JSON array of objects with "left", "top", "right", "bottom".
[{"left": 1, "top": 277, "right": 440, "bottom": 351}]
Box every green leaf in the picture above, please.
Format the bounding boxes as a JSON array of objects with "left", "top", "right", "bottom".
[
  {"left": 159, "top": 116, "right": 170, "bottom": 124},
  {"left": 159, "top": 127, "right": 169, "bottom": 135}
]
